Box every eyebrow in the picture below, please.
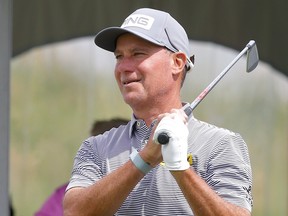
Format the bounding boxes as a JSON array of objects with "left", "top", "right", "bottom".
[{"left": 114, "top": 47, "right": 150, "bottom": 55}]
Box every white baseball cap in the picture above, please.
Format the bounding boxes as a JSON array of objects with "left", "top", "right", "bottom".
[{"left": 94, "top": 8, "right": 194, "bottom": 71}]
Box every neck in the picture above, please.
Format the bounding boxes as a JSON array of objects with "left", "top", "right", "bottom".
[{"left": 132, "top": 96, "right": 183, "bottom": 127}]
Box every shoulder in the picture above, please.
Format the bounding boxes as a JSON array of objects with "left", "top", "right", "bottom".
[
  {"left": 80, "top": 122, "right": 131, "bottom": 156},
  {"left": 188, "top": 116, "right": 238, "bottom": 139},
  {"left": 83, "top": 122, "right": 130, "bottom": 145},
  {"left": 187, "top": 116, "right": 248, "bottom": 155},
  {"left": 93, "top": 122, "right": 131, "bottom": 144}
]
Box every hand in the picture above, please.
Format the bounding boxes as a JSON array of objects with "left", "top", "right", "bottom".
[{"left": 153, "top": 109, "right": 189, "bottom": 171}]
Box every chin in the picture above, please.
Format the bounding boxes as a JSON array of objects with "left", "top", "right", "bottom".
[{"left": 123, "top": 95, "right": 143, "bottom": 107}]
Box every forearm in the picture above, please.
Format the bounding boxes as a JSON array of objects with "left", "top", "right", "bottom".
[
  {"left": 172, "top": 169, "right": 250, "bottom": 216},
  {"left": 63, "top": 160, "right": 144, "bottom": 216}
]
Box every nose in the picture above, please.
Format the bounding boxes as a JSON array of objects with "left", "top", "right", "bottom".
[{"left": 115, "top": 56, "right": 135, "bottom": 74}]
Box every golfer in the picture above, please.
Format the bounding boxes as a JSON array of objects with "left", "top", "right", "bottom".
[{"left": 64, "top": 8, "right": 253, "bottom": 216}]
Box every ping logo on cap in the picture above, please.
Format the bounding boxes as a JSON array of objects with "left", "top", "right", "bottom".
[{"left": 121, "top": 14, "right": 154, "bottom": 30}]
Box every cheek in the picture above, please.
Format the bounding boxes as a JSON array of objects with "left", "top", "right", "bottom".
[
  {"left": 144, "top": 66, "right": 172, "bottom": 93},
  {"left": 114, "top": 69, "right": 122, "bottom": 88},
  {"left": 149, "top": 60, "right": 172, "bottom": 81}
]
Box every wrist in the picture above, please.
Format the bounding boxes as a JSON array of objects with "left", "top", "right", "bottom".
[
  {"left": 130, "top": 150, "right": 153, "bottom": 175},
  {"left": 165, "top": 160, "right": 190, "bottom": 171}
]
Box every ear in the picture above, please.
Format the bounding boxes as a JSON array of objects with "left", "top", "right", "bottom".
[{"left": 172, "top": 52, "right": 186, "bottom": 75}]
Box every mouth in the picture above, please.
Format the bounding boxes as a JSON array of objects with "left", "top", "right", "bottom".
[{"left": 122, "top": 79, "right": 141, "bottom": 85}]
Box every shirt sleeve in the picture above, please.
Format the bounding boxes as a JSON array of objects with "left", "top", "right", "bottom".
[
  {"left": 206, "top": 133, "right": 253, "bottom": 212},
  {"left": 66, "top": 137, "right": 103, "bottom": 192}
]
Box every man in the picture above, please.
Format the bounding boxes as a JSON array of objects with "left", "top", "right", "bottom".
[{"left": 64, "top": 8, "right": 253, "bottom": 216}]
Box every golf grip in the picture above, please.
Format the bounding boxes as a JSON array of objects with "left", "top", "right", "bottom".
[{"left": 156, "top": 106, "right": 192, "bottom": 145}]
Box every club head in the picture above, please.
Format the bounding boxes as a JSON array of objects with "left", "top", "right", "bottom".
[{"left": 246, "top": 40, "right": 259, "bottom": 72}]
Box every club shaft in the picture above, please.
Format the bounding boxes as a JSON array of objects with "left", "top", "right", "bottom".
[
  {"left": 156, "top": 40, "right": 257, "bottom": 145},
  {"left": 184, "top": 45, "right": 249, "bottom": 116}
]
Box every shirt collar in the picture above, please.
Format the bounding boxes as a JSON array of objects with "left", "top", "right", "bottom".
[
  {"left": 128, "top": 102, "right": 192, "bottom": 138},
  {"left": 129, "top": 114, "right": 156, "bottom": 138},
  {"left": 129, "top": 114, "right": 137, "bottom": 138}
]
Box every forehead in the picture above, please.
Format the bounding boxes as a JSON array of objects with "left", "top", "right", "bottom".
[{"left": 115, "top": 33, "right": 162, "bottom": 50}]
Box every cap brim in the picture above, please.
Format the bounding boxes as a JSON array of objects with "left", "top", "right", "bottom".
[
  {"left": 94, "top": 27, "right": 164, "bottom": 52},
  {"left": 94, "top": 27, "right": 128, "bottom": 52}
]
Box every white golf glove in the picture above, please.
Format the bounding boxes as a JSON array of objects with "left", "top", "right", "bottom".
[{"left": 153, "top": 114, "right": 189, "bottom": 171}]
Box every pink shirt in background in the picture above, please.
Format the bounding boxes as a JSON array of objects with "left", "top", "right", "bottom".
[{"left": 35, "top": 183, "right": 68, "bottom": 216}]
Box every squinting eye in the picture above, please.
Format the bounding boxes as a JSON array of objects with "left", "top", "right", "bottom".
[
  {"left": 115, "top": 54, "right": 122, "bottom": 60},
  {"left": 134, "top": 52, "right": 145, "bottom": 56}
]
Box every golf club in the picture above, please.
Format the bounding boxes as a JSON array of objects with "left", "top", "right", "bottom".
[{"left": 156, "top": 40, "right": 259, "bottom": 145}]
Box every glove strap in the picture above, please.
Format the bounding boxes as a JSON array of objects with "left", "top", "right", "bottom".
[{"left": 130, "top": 150, "right": 152, "bottom": 175}]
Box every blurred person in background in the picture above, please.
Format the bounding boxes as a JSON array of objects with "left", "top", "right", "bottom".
[{"left": 34, "top": 118, "right": 128, "bottom": 216}]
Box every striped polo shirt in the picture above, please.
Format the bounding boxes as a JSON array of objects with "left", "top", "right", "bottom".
[{"left": 67, "top": 115, "right": 253, "bottom": 215}]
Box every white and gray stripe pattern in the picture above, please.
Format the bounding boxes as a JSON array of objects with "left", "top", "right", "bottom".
[{"left": 67, "top": 116, "right": 253, "bottom": 215}]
